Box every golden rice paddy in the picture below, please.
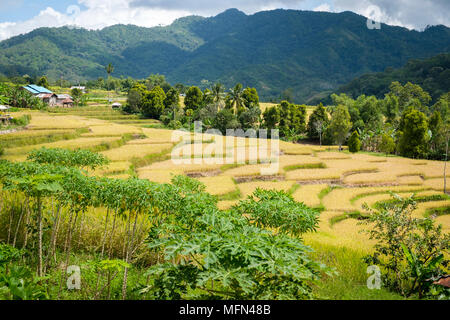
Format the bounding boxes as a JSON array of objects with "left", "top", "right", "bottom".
[{"left": 1, "top": 109, "right": 448, "bottom": 252}]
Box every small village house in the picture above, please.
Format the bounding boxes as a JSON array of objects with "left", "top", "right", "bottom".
[
  {"left": 37, "top": 93, "right": 58, "bottom": 106},
  {"left": 56, "top": 94, "right": 74, "bottom": 107},
  {"left": 22, "top": 85, "right": 57, "bottom": 106}
]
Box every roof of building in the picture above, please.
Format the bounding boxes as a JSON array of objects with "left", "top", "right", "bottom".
[
  {"left": 57, "top": 94, "right": 73, "bottom": 100},
  {"left": 112, "top": 102, "right": 122, "bottom": 106},
  {"left": 37, "top": 93, "right": 57, "bottom": 98},
  {"left": 62, "top": 98, "right": 74, "bottom": 104},
  {"left": 23, "top": 85, "right": 53, "bottom": 95}
]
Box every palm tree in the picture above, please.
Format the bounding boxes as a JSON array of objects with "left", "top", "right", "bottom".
[
  {"left": 105, "top": 63, "right": 114, "bottom": 79},
  {"left": 105, "top": 63, "right": 114, "bottom": 103},
  {"left": 228, "top": 83, "right": 243, "bottom": 113},
  {"left": 211, "top": 83, "right": 225, "bottom": 103}
]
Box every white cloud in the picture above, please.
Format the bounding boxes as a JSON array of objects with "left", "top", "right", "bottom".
[
  {"left": 0, "top": 0, "right": 192, "bottom": 41},
  {"left": 0, "top": 0, "right": 448, "bottom": 41},
  {"left": 332, "top": 0, "right": 450, "bottom": 30},
  {"left": 313, "top": 4, "right": 332, "bottom": 12}
]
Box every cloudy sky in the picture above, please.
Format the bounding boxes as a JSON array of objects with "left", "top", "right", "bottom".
[{"left": 0, "top": 0, "right": 449, "bottom": 41}]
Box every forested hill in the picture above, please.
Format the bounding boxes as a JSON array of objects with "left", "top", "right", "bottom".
[
  {"left": 319, "top": 53, "right": 450, "bottom": 104},
  {"left": 1, "top": 8, "right": 449, "bottom": 102}
]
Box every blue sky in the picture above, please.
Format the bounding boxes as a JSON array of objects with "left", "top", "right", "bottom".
[
  {"left": 0, "top": 0, "right": 329, "bottom": 22},
  {"left": 0, "top": 0, "right": 83, "bottom": 22},
  {"left": 0, "top": 0, "right": 448, "bottom": 41}
]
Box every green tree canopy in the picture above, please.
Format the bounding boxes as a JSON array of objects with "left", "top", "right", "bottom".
[
  {"left": 141, "top": 86, "right": 166, "bottom": 119},
  {"left": 327, "top": 105, "right": 352, "bottom": 150},
  {"left": 185, "top": 86, "right": 203, "bottom": 111},
  {"left": 398, "top": 107, "right": 429, "bottom": 158}
]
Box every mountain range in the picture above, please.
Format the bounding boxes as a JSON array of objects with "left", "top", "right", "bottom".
[{"left": 0, "top": 8, "right": 449, "bottom": 103}]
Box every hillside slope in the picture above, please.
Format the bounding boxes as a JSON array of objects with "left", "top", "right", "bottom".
[
  {"left": 0, "top": 9, "right": 449, "bottom": 102},
  {"left": 320, "top": 53, "right": 450, "bottom": 104}
]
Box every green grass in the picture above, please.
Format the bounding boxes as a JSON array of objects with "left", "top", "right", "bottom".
[
  {"left": 329, "top": 211, "right": 366, "bottom": 226},
  {"left": 318, "top": 186, "right": 340, "bottom": 200},
  {"left": 373, "top": 194, "right": 450, "bottom": 210},
  {"left": 217, "top": 188, "right": 242, "bottom": 201},
  {"left": 0, "top": 128, "right": 90, "bottom": 148},
  {"left": 349, "top": 188, "right": 429, "bottom": 205},
  {"left": 424, "top": 206, "right": 450, "bottom": 218},
  {"left": 284, "top": 163, "right": 326, "bottom": 171},
  {"left": 129, "top": 147, "right": 173, "bottom": 170},
  {"left": 307, "top": 241, "right": 405, "bottom": 300}
]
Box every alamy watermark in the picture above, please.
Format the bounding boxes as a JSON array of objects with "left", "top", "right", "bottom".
[
  {"left": 366, "top": 265, "right": 382, "bottom": 290},
  {"left": 171, "top": 121, "right": 280, "bottom": 176},
  {"left": 366, "top": 5, "right": 382, "bottom": 30},
  {"left": 67, "top": 265, "right": 81, "bottom": 290}
]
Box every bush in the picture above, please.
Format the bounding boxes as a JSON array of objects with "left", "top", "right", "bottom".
[
  {"left": 10, "top": 114, "right": 31, "bottom": 127},
  {"left": 360, "top": 194, "right": 449, "bottom": 299},
  {"left": 348, "top": 131, "right": 361, "bottom": 153}
]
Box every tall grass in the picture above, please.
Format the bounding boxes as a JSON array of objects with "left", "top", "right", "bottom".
[
  {"left": 0, "top": 128, "right": 90, "bottom": 148},
  {"left": 307, "top": 241, "right": 404, "bottom": 300}
]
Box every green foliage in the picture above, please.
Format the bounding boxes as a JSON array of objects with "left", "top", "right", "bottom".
[
  {"left": 261, "top": 101, "right": 306, "bottom": 140},
  {"left": 241, "top": 87, "right": 259, "bottom": 109},
  {"left": 333, "top": 54, "right": 450, "bottom": 105},
  {"left": 125, "top": 83, "right": 147, "bottom": 114},
  {"left": 307, "top": 103, "right": 329, "bottom": 140},
  {"left": 146, "top": 208, "right": 326, "bottom": 299},
  {"left": 379, "top": 133, "right": 396, "bottom": 156},
  {"left": 238, "top": 105, "right": 261, "bottom": 130},
  {"left": 360, "top": 194, "right": 450, "bottom": 298},
  {"left": 36, "top": 76, "right": 49, "bottom": 89},
  {"left": 27, "top": 148, "right": 109, "bottom": 171},
  {"left": 348, "top": 131, "right": 361, "bottom": 153},
  {"left": 70, "top": 88, "right": 83, "bottom": 106},
  {"left": 398, "top": 107, "right": 429, "bottom": 158},
  {"left": 141, "top": 86, "right": 166, "bottom": 119},
  {"left": 262, "top": 106, "right": 280, "bottom": 131},
  {"left": 233, "top": 189, "right": 320, "bottom": 237},
  {"left": 185, "top": 86, "right": 203, "bottom": 111},
  {"left": 10, "top": 114, "right": 31, "bottom": 127},
  {"left": 327, "top": 105, "right": 352, "bottom": 149},
  {"left": 213, "top": 109, "right": 240, "bottom": 135},
  {"left": 164, "top": 87, "right": 180, "bottom": 108},
  {"left": 0, "top": 265, "right": 48, "bottom": 300},
  {"left": 0, "top": 11, "right": 449, "bottom": 102},
  {"left": 389, "top": 81, "right": 432, "bottom": 115},
  {"left": 0, "top": 243, "right": 23, "bottom": 264},
  {"left": 1, "top": 84, "right": 45, "bottom": 110}
]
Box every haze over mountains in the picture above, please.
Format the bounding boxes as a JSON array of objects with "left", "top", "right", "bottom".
[{"left": 0, "top": 8, "right": 449, "bottom": 102}]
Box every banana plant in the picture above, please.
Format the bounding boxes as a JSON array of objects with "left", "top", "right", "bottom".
[{"left": 401, "top": 243, "right": 445, "bottom": 298}]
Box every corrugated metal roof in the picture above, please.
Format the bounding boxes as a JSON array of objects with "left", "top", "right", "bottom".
[
  {"left": 22, "top": 85, "right": 53, "bottom": 94},
  {"left": 57, "top": 94, "right": 73, "bottom": 100}
]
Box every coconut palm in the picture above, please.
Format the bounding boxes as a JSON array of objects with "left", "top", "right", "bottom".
[
  {"left": 228, "top": 83, "right": 244, "bottom": 113},
  {"left": 105, "top": 63, "right": 114, "bottom": 102},
  {"left": 105, "top": 63, "right": 114, "bottom": 79},
  {"left": 211, "top": 83, "right": 225, "bottom": 103}
]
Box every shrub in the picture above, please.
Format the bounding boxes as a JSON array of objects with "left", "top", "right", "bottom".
[
  {"left": 348, "top": 131, "right": 361, "bottom": 153},
  {"left": 10, "top": 114, "right": 31, "bottom": 127},
  {"left": 360, "top": 194, "right": 449, "bottom": 298}
]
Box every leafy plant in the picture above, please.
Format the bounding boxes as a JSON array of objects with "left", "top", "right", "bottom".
[
  {"left": 360, "top": 194, "right": 449, "bottom": 298},
  {"left": 27, "top": 148, "right": 109, "bottom": 171},
  {"left": 233, "top": 188, "right": 320, "bottom": 237},
  {"left": 140, "top": 178, "right": 328, "bottom": 300}
]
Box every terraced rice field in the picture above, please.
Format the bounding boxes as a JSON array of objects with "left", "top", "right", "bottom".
[{"left": 1, "top": 106, "right": 449, "bottom": 251}]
